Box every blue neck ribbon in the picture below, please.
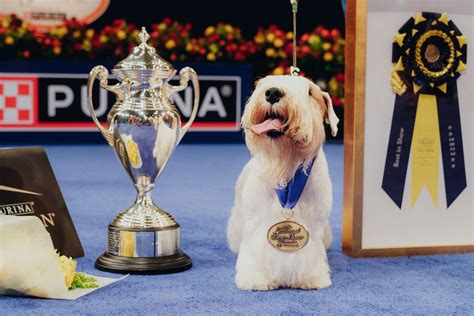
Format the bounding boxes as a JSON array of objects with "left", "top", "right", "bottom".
[{"left": 275, "top": 158, "right": 315, "bottom": 209}]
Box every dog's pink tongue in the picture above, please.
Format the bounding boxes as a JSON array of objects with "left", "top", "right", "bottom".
[{"left": 251, "top": 118, "right": 283, "bottom": 135}]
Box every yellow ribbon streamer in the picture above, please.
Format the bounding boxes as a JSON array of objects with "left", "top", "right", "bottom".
[{"left": 411, "top": 94, "right": 441, "bottom": 207}]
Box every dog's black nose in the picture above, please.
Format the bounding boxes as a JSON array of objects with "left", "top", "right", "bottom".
[{"left": 265, "top": 88, "right": 284, "bottom": 104}]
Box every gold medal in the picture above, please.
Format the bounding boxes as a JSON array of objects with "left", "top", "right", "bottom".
[{"left": 267, "top": 221, "right": 309, "bottom": 252}]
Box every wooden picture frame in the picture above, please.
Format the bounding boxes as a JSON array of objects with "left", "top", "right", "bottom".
[{"left": 343, "top": 0, "right": 474, "bottom": 257}]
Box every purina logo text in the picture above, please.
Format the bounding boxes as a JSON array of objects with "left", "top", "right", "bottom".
[
  {"left": 0, "top": 73, "right": 241, "bottom": 131},
  {"left": 0, "top": 185, "right": 56, "bottom": 228},
  {"left": 0, "top": 202, "right": 35, "bottom": 215},
  {"left": 0, "top": 201, "right": 56, "bottom": 227}
]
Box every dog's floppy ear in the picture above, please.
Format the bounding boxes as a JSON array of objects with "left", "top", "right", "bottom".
[
  {"left": 309, "top": 81, "right": 339, "bottom": 137},
  {"left": 321, "top": 91, "right": 339, "bottom": 137}
]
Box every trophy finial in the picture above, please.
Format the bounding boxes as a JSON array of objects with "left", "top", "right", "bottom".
[{"left": 139, "top": 27, "right": 150, "bottom": 44}]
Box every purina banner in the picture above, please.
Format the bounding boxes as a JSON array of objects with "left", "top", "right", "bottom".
[
  {"left": 0, "top": 62, "right": 251, "bottom": 134},
  {"left": 0, "top": 0, "right": 109, "bottom": 30}
]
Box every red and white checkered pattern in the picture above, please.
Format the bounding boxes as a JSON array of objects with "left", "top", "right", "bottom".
[{"left": 0, "top": 79, "right": 35, "bottom": 125}]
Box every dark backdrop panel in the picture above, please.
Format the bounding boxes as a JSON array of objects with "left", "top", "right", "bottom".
[{"left": 91, "top": 1, "right": 345, "bottom": 35}]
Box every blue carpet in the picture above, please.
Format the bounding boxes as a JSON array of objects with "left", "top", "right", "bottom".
[{"left": 1, "top": 143, "right": 473, "bottom": 315}]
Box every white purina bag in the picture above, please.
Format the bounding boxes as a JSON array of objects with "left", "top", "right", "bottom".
[
  {"left": 0, "top": 215, "right": 68, "bottom": 299},
  {"left": 0, "top": 215, "right": 127, "bottom": 300}
]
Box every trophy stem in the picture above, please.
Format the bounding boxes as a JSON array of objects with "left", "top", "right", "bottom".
[{"left": 134, "top": 176, "right": 156, "bottom": 209}]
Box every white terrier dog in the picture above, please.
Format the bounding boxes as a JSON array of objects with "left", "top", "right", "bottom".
[{"left": 227, "top": 75, "right": 339, "bottom": 290}]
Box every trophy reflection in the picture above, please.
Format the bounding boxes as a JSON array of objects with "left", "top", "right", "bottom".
[{"left": 87, "top": 27, "right": 199, "bottom": 274}]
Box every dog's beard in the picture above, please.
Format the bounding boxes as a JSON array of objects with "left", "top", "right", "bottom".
[
  {"left": 245, "top": 107, "right": 324, "bottom": 188},
  {"left": 249, "top": 135, "right": 307, "bottom": 188}
]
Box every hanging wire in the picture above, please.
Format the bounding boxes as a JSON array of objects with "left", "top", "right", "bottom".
[{"left": 290, "top": 0, "right": 300, "bottom": 75}]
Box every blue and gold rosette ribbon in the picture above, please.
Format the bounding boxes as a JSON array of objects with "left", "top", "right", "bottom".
[{"left": 382, "top": 12, "right": 467, "bottom": 209}]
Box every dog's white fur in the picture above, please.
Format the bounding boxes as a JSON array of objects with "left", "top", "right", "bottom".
[{"left": 227, "top": 75, "right": 339, "bottom": 291}]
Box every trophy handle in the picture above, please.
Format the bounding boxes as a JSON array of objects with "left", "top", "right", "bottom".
[
  {"left": 166, "top": 67, "right": 200, "bottom": 142},
  {"left": 87, "top": 65, "right": 119, "bottom": 147}
]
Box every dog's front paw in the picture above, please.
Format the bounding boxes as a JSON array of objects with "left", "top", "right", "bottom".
[
  {"left": 235, "top": 271, "right": 277, "bottom": 291},
  {"left": 294, "top": 272, "right": 332, "bottom": 290}
]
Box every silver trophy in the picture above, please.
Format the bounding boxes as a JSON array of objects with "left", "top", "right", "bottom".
[{"left": 87, "top": 28, "right": 199, "bottom": 274}]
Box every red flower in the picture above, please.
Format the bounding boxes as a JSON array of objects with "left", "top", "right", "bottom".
[
  {"left": 235, "top": 52, "right": 245, "bottom": 61},
  {"left": 330, "top": 29, "right": 341, "bottom": 38},
  {"left": 113, "top": 19, "right": 123, "bottom": 27},
  {"left": 301, "top": 46, "right": 310, "bottom": 56},
  {"left": 321, "top": 28, "right": 330, "bottom": 39}
]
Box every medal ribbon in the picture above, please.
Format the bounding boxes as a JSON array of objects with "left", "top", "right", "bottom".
[
  {"left": 276, "top": 158, "right": 315, "bottom": 209},
  {"left": 382, "top": 12, "right": 467, "bottom": 208}
]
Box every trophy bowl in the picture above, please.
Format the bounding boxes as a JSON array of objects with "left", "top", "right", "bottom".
[{"left": 87, "top": 28, "right": 199, "bottom": 274}]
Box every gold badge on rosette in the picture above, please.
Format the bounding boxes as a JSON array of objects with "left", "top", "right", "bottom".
[{"left": 382, "top": 12, "right": 467, "bottom": 209}]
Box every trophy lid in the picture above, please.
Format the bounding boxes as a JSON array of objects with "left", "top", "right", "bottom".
[{"left": 113, "top": 27, "right": 175, "bottom": 82}]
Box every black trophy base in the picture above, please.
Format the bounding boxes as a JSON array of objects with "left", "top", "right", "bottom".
[{"left": 95, "top": 251, "right": 192, "bottom": 275}]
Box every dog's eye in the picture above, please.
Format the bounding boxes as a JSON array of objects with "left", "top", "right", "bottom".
[{"left": 308, "top": 90, "right": 313, "bottom": 97}]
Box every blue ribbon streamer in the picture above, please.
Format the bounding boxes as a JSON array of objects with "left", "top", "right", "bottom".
[{"left": 275, "top": 158, "right": 315, "bottom": 209}]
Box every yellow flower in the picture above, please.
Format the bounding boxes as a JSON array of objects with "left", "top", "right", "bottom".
[
  {"left": 82, "top": 40, "right": 91, "bottom": 52},
  {"left": 209, "top": 43, "right": 219, "bottom": 53},
  {"left": 286, "top": 32, "right": 294, "bottom": 40},
  {"left": 265, "top": 48, "right": 276, "bottom": 57},
  {"left": 72, "top": 30, "right": 81, "bottom": 39},
  {"left": 207, "top": 52, "right": 216, "bottom": 61},
  {"left": 117, "top": 30, "right": 127, "bottom": 40},
  {"left": 278, "top": 51, "right": 287, "bottom": 58},
  {"left": 204, "top": 26, "right": 215, "bottom": 36},
  {"left": 85, "top": 29, "right": 95, "bottom": 39},
  {"left": 165, "top": 39, "right": 176, "bottom": 50},
  {"left": 2, "top": 20, "right": 9, "bottom": 28},
  {"left": 274, "top": 38, "right": 284, "bottom": 48},
  {"left": 323, "top": 52, "right": 334, "bottom": 62},
  {"left": 4, "top": 36, "right": 14, "bottom": 45},
  {"left": 57, "top": 26, "right": 68, "bottom": 37},
  {"left": 322, "top": 42, "right": 331, "bottom": 51},
  {"left": 99, "top": 35, "right": 108, "bottom": 43},
  {"left": 158, "top": 23, "right": 166, "bottom": 31},
  {"left": 266, "top": 33, "right": 275, "bottom": 43},
  {"left": 53, "top": 46, "right": 62, "bottom": 55},
  {"left": 273, "top": 67, "right": 285, "bottom": 76},
  {"left": 224, "top": 24, "right": 233, "bottom": 33},
  {"left": 255, "top": 34, "right": 265, "bottom": 44},
  {"left": 185, "top": 42, "right": 193, "bottom": 52},
  {"left": 309, "top": 35, "right": 321, "bottom": 45}
]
